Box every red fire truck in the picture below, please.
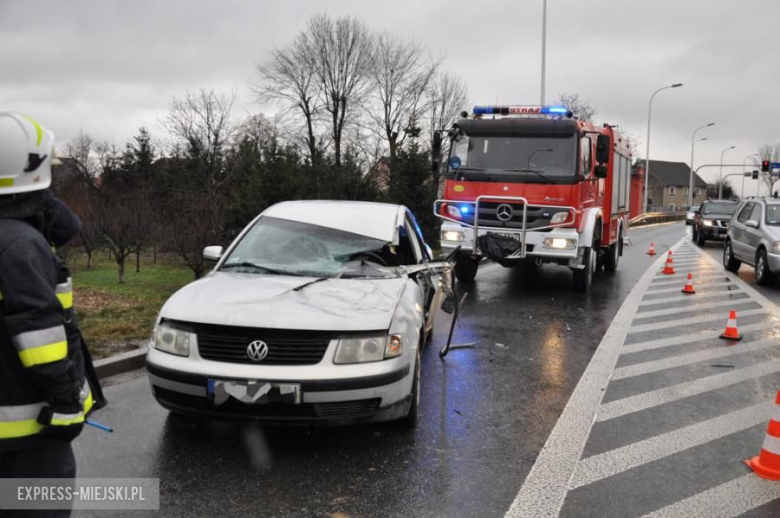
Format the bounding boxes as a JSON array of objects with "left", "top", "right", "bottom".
[{"left": 432, "top": 105, "right": 633, "bottom": 291}]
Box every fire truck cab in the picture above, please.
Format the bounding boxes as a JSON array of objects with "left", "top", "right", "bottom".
[{"left": 433, "top": 105, "right": 633, "bottom": 292}]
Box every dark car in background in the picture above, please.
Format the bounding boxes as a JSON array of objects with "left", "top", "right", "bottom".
[{"left": 693, "top": 200, "right": 739, "bottom": 246}]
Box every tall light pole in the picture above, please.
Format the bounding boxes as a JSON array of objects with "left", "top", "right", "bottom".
[
  {"left": 541, "top": 0, "right": 547, "bottom": 105},
  {"left": 643, "top": 83, "right": 683, "bottom": 212},
  {"left": 719, "top": 145, "right": 736, "bottom": 199},
  {"left": 688, "top": 122, "right": 714, "bottom": 208},
  {"left": 742, "top": 154, "right": 758, "bottom": 199}
]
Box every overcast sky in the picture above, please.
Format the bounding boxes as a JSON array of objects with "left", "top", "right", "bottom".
[{"left": 2, "top": 0, "right": 778, "bottom": 195}]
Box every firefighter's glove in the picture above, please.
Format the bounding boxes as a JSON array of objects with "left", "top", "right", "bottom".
[{"left": 37, "top": 402, "right": 85, "bottom": 442}]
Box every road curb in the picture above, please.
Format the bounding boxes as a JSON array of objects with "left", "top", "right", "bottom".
[{"left": 94, "top": 346, "right": 147, "bottom": 379}]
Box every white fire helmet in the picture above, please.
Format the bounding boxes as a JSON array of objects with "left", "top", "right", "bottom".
[{"left": 0, "top": 112, "right": 60, "bottom": 195}]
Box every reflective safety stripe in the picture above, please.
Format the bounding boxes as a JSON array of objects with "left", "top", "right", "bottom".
[
  {"left": 13, "top": 326, "right": 68, "bottom": 367},
  {"left": 56, "top": 278, "right": 73, "bottom": 309},
  {"left": 0, "top": 402, "right": 45, "bottom": 439},
  {"left": 0, "top": 383, "right": 92, "bottom": 439},
  {"left": 50, "top": 411, "right": 84, "bottom": 426}
]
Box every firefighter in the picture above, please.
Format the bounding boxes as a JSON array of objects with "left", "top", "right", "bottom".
[{"left": 0, "top": 113, "right": 100, "bottom": 516}]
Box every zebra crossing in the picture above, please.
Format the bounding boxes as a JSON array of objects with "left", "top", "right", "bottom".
[{"left": 506, "top": 237, "right": 780, "bottom": 517}]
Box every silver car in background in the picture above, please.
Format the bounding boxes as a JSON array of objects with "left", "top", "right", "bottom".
[
  {"left": 723, "top": 198, "right": 780, "bottom": 286},
  {"left": 686, "top": 205, "right": 699, "bottom": 225}
]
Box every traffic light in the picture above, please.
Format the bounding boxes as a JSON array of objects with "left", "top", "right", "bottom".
[
  {"left": 762, "top": 160, "right": 771, "bottom": 172},
  {"left": 753, "top": 170, "right": 759, "bottom": 180}
]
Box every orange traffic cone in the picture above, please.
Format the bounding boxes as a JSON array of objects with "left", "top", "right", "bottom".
[
  {"left": 746, "top": 391, "right": 780, "bottom": 480},
  {"left": 681, "top": 273, "right": 695, "bottom": 294},
  {"left": 719, "top": 309, "right": 742, "bottom": 341},
  {"left": 647, "top": 242, "right": 656, "bottom": 256},
  {"left": 662, "top": 251, "right": 675, "bottom": 275}
]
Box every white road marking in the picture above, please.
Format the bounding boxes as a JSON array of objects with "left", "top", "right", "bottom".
[
  {"left": 650, "top": 269, "right": 718, "bottom": 282},
  {"left": 622, "top": 322, "right": 776, "bottom": 354},
  {"left": 639, "top": 289, "right": 742, "bottom": 306},
  {"left": 642, "top": 278, "right": 734, "bottom": 295},
  {"left": 648, "top": 274, "right": 731, "bottom": 287},
  {"left": 570, "top": 400, "right": 773, "bottom": 489},
  {"left": 632, "top": 298, "right": 756, "bottom": 320},
  {"left": 503, "top": 237, "right": 678, "bottom": 518},
  {"left": 598, "top": 360, "right": 780, "bottom": 421},
  {"left": 612, "top": 338, "right": 778, "bottom": 380},
  {"left": 628, "top": 308, "right": 768, "bottom": 334},
  {"left": 641, "top": 474, "right": 780, "bottom": 518}
]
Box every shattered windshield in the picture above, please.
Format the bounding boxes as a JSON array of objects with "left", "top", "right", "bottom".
[
  {"left": 448, "top": 133, "right": 577, "bottom": 182},
  {"left": 221, "top": 216, "right": 398, "bottom": 279}
]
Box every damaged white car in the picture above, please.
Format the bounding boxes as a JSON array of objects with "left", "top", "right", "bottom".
[{"left": 146, "top": 201, "right": 452, "bottom": 427}]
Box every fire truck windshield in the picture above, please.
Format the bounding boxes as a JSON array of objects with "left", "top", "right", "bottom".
[{"left": 448, "top": 134, "right": 577, "bottom": 184}]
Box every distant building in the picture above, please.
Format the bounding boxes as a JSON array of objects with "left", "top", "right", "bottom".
[{"left": 634, "top": 160, "right": 707, "bottom": 212}]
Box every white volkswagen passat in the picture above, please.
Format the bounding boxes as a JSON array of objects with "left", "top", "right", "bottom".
[{"left": 146, "top": 201, "right": 451, "bottom": 427}]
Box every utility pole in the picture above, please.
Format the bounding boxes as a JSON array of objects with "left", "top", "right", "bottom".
[{"left": 541, "top": 0, "right": 547, "bottom": 105}]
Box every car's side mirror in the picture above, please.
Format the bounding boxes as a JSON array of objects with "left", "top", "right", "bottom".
[
  {"left": 203, "top": 246, "right": 223, "bottom": 261},
  {"left": 746, "top": 220, "right": 759, "bottom": 229},
  {"left": 432, "top": 130, "right": 443, "bottom": 173},
  {"left": 596, "top": 134, "right": 611, "bottom": 164},
  {"left": 594, "top": 164, "right": 608, "bottom": 178}
]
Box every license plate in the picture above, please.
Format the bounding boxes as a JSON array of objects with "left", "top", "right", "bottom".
[
  {"left": 488, "top": 231, "right": 522, "bottom": 242},
  {"left": 207, "top": 379, "right": 301, "bottom": 406}
]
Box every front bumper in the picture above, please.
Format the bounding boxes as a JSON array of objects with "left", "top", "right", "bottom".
[
  {"left": 767, "top": 251, "right": 780, "bottom": 274},
  {"left": 146, "top": 346, "right": 413, "bottom": 425},
  {"left": 440, "top": 221, "right": 580, "bottom": 261},
  {"left": 700, "top": 224, "right": 728, "bottom": 239}
]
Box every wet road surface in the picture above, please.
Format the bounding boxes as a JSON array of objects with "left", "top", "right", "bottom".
[{"left": 73, "top": 222, "right": 688, "bottom": 518}]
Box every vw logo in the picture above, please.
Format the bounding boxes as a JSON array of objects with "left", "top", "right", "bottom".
[
  {"left": 496, "top": 204, "right": 514, "bottom": 222},
  {"left": 246, "top": 340, "right": 269, "bottom": 362}
]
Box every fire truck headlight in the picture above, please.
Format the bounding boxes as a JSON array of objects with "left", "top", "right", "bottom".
[
  {"left": 442, "top": 230, "right": 464, "bottom": 242},
  {"left": 543, "top": 237, "right": 577, "bottom": 250},
  {"left": 445, "top": 204, "right": 462, "bottom": 220},
  {"left": 550, "top": 212, "right": 569, "bottom": 224}
]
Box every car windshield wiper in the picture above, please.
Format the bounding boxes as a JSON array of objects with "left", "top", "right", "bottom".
[
  {"left": 221, "top": 262, "right": 306, "bottom": 277},
  {"left": 501, "top": 168, "right": 557, "bottom": 184},
  {"left": 455, "top": 167, "right": 496, "bottom": 181}
]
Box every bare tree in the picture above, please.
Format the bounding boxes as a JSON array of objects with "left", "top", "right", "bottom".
[
  {"left": 255, "top": 35, "right": 321, "bottom": 170},
  {"left": 62, "top": 132, "right": 101, "bottom": 192},
  {"left": 553, "top": 93, "right": 596, "bottom": 122},
  {"left": 366, "top": 34, "right": 438, "bottom": 165},
  {"left": 305, "top": 14, "right": 374, "bottom": 169},
  {"left": 426, "top": 71, "right": 469, "bottom": 144},
  {"left": 162, "top": 89, "right": 237, "bottom": 279}
]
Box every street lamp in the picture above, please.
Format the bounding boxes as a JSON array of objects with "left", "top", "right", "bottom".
[
  {"left": 644, "top": 83, "right": 683, "bottom": 212},
  {"left": 719, "top": 145, "right": 736, "bottom": 199},
  {"left": 742, "top": 153, "right": 758, "bottom": 199},
  {"left": 688, "top": 122, "right": 714, "bottom": 208}
]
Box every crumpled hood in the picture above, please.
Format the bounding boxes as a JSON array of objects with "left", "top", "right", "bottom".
[{"left": 160, "top": 272, "right": 408, "bottom": 331}]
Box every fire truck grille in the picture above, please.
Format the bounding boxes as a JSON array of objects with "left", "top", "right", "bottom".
[{"left": 477, "top": 202, "right": 563, "bottom": 230}]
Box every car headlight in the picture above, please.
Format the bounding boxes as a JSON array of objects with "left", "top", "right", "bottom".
[
  {"left": 442, "top": 230, "right": 464, "bottom": 242},
  {"left": 550, "top": 212, "right": 570, "bottom": 224},
  {"left": 152, "top": 323, "right": 193, "bottom": 357},
  {"left": 333, "top": 334, "right": 403, "bottom": 364},
  {"left": 703, "top": 220, "right": 714, "bottom": 227},
  {"left": 773, "top": 242, "right": 780, "bottom": 253},
  {"left": 543, "top": 237, "right": 577, "bottom": 250}
]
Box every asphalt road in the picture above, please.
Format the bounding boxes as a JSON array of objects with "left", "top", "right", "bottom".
[{"left": 73, "top": 222, "right": 689, "bottom": 518}]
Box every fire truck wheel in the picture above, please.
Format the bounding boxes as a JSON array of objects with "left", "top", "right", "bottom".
[
  {"left": 604, "top": 232, "right": 621, "bottom": 272},
  {"left": 573, "top": 237, "right": 596, "bottom": 292},
  {"left": 454, "top": 255, "right": 479, "bottom": 282}
]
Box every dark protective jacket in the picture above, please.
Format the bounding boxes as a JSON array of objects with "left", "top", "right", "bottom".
[{"left": 0, "top": 191, "right": 96, "bottom": 452}]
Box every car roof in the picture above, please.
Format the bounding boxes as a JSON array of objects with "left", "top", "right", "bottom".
[{"left": 261, "top": 201, "right": 406, "bottom": 242}]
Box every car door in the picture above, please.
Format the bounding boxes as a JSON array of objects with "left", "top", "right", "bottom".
[
  {"left": 743, "top": 202, "right": 764, "bottom": 261},
  {"left": 405, "top": 212, "right": 445, "bottom": 333},
  {"left": 731, "top": 202, "right": 754, "bottom": 263}
]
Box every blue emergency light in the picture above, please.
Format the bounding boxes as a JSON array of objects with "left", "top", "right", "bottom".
[{"left": 472, "top": 105, "right": 571, "bottom": 116}]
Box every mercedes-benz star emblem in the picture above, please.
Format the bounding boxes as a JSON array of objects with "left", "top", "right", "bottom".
[
  {"left": 496, "top": 204, "right": 513, "bottom": 222},
  {"left": 246, "top": 340, "right": 269, "bottom": 362}
]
